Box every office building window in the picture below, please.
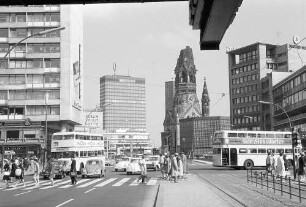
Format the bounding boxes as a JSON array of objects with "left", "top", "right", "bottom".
[
  {"left": 0, "top": 91, "right": 7, "bottom": 100},
  {"left": 10, "top": 28, "right": 27, "bottom": 38},
  {"left": 0, "top": 13, "right": 9, "bottom": 22},
  {"left": 0, "top": 29, "right": 8, "bottom": 38}
]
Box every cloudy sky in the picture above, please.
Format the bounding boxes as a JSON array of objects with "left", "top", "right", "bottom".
[{"left": 82, "top": 0, "right": 306, "bottom": 147}]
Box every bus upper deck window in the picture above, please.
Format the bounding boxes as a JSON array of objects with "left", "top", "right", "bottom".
[
  {"left": 258, "top": 133, "right": 265, "bottom": 138},
  {"left": 248, "top": 133, "right": 256, "bottom": 138},
  {"left": 284, "top": 134, "right": 292, "bottom": 138},
  {"left": 266, "top": 134, "right": 275, "bottom": 138},
  {"left": 275, "top": 134, "right": 284, "bottom": 138},
  {"left": 238, "top": 133, "right": 247, "bottom": 138},
  {"left": 228, "top": 133, "right": 237, "bottom": 138},
  {"left": 258, "top": 149, "right": 267, "bottom": 153}
]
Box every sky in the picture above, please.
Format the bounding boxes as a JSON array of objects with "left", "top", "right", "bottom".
[{"left": 82, "top": 0, "right": 306, "bottom": 147}]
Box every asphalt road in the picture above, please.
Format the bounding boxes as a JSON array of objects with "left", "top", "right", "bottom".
[{"left": 0, "top": 166, "right": 160, "bottom": 207}]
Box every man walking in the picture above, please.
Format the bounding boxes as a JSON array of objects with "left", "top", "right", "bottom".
[
  {"left": 181, "top": 151, "right": 187, "bottom": 179},
  {"left": 33, "top": 158, "right": 40, "bottom": 186},
  {"left": 138, "top": 155, "right": 147, "bottom": 184},
  {"left": 266, "top": 151, "right": 273, "bottom": 174},
  {"left": 70, "top": 155, "right": 77, "bottom": 185},
  {"left": 159, "top": 153, "right": 165, "bottom": 179}
]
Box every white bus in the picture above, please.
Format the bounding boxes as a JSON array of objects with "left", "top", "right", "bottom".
[
  {"left": 212, "top": 130, "right": 302, "bottom": 170},
  {"left": 51, "top": 132, "right": 105, "bottom": 173}
]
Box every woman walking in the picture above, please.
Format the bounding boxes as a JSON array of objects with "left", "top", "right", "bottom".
[
  {"left": 2, "top": 159, "right": 11, "bottom": 188},
  {"left": 10, "top": 158, "right": 17, "bottom": 184},
  {"left": 298, "top": 152, "right": 305, "bottom": 181},
  {"left": 14, "top": 158, "right": 25, "bottom": 187},
  {"left": 177, "top": 156, "right": 183, "bottom": 180},
  {"left": 49, "top": 158, "right": 55, "bottom": 186},
  {"left": 170, "top": 154, "right": 178, "bottom": 183},
  {"left": 70, "top": 155, "right": 77, "bottom": 185},
  {"left": 33, "top": 158, "right": 40, "bottom": 186}
]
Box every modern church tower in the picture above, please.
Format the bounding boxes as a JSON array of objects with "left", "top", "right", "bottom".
[{"left": 201, "top": 78, "right": 210, "bottom": 117}]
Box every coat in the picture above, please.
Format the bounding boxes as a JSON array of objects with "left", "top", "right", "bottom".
[
  {"left": 170, "top": 156, "right": 178, "bottom": 177},
  {"left": 181, "top": 154, "right": 187, "bottom": 173},
  {"left": 276, "top": 156, "right": 285, "bottom": 177},
  {"left": 298, "top": 156, "right": 305, "bottom": 175},
  {"left": 70, "top": 159, "right": 77, "bottom": 172}
]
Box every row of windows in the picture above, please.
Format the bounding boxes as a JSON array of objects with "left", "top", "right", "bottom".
[
  {"left": 53, "top": 151, "right": 104, "bottom": 159},
  {"left": 0, "top": 13, "right": 60, "bottom": 23},
  {"left": 275, "top": 90, "right": 306, "bottom": 112},
  {"left": 274, "top": 71, "right": 306, "bottom": 97},
  {"left": 0, "top": 105, "right": 60, "bottom": 115},
  {"left": 266, "top": 63, "right": 277, "bottom": 69},
  {"left": 232, "top": 95, "right": 260, "bottom": 105},
  {"left": 233, "top": 105, "right": 259, "bottom": 115},
  {"left": 0, "top": 74, "right": 60, "bottom": 85},
  {"left": 214, "top": 148, "right": 292, "bottom": 155},
  {"left": 0, "top": 43, "right": 60, "bottom": 54},
  {"left": 0, "top": 59, "right": 60, "bottom": 69},
  {"left": 232, "top": 84, "right": 258, "bottom": 95},
  {"left": 232, "top": 74, "right": 259, "bottom": 85},
  {"left": 0, "top": 90, "right": 60, "bottom": 100},
  {"left": 0, "top": 28, "right": 60, "bottom": 38},
  {"left": 52, "top": 135, "right": 103, "bottom": 140},
  {"left": 231, "top": 63, "right": 258, "bottom": 75},
  {"left": 239, "top": 50, "right": 258, "bottom": 63},
  {"left": 233, "top": 115, "right": 261, "bottom": 125}
]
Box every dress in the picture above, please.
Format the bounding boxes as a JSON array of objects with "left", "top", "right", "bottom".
[
  {"left": 49, "top": 161, "right": 56, "bottom": 179},
  {"left": 276, "top": 156, "right": 285, "bottom": 177},
  {"left": 15, "top": 163, "right": 24, "bottom": 180},
  {"left": 170, "top": 157, "right": 178, "bottom": 177},
  {"left": 178, "top": 159, "right": 183, "bottom": 177},
  {"left": 182, "top": 154, "right": 187, "bottom": 174},
  {"left": 298, "top": 156, "right": 305, "bottom": 175},
  {"left": 10, "top": 162, "right": 17, "bottom": 178}
]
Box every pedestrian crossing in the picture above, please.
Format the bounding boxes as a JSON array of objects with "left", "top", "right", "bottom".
[{"left": 0, "top": 177, "right": 159, "bottom": 192}]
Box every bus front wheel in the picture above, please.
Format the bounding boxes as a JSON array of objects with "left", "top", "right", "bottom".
[{"left": 244, "top": 159, "right": 254, "bottom": 170}]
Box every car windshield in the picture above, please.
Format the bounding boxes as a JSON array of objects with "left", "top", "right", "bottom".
[
  {"left": 121, "top": 158, "right": 129, "bottom": 161},
  {"left": 131, "top": 159, "right": 140, "bottom": 163},
  {"left": 87, "top": 160, "right": 99, "bottom": 165},
  {"left": 148, "top": 157, "right": 158, "bottom": 161}
]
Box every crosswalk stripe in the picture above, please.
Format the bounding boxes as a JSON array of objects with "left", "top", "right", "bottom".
[
  {"left": 23, "top": 180, "right": 61, "bottom": 190},
  {"left": 39, "top": 180, "right": 72, "bottom": 189},
  {"left": 147, "top": 178, "right": 158, "bottom": 186},
  {"left": 3, "top": 181, "right": 33, "bottom": 191},
  {"left": 129, "top": 178, "right": 140, "bottom": 186},
  {"left": 94, "top": 178, "right": 117, "bottom": 187},
  {"left": 76, "top": 179, "right": 103, "bottom": 188},
  {"left": 59, "top": 179, "right": 89, "bottom": 189},
  {"left": 112, "top": 178, "right": 130, "bottom": 187}
]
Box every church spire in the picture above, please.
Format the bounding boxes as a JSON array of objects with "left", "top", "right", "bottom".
[{"left": 202, "top": 77, "right": 210, "bottom": 117}]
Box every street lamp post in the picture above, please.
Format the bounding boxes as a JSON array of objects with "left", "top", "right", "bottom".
[
  {"left": 258, "top": 101, "right": 297, "bottom": 179},
  {"left": 0, "top": 27, "right": 65, "bottom": 173},
  {"left": 182, "top": 138, "right": 186, "bottom": 153}
]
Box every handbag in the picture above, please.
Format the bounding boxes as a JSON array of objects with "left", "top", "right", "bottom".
[
  {"left": 70, "top": 171, "right": 77, "bottom": 177},
  {"left": 15, "top": 168, "right": 22, "bottom": 176},
  {"left": 3, "top": 171, "right": 10, "bottom": 176}
]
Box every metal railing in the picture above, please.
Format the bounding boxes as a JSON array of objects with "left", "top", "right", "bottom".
[{"left": 247, "top": 170, "right": 306, "bottom": 203}]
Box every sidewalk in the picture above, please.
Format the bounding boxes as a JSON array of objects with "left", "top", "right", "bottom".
[{"left": 155, "top": 174, "right": 234, "bottom": 207}]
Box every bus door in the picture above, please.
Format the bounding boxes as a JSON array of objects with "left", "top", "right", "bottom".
[
  {"left": 222, "top": 148, "right": 229, "bottom": 166},
  {"left": 230, "top": 148, "right": 237, "bottom": 166}
]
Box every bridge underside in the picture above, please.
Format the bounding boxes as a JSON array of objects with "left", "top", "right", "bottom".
[{"left": 1, "top": 0, "right": 243, "bottom": 51}]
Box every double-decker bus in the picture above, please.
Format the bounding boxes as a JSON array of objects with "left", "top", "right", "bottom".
[
  {"left": 212, "top": 130, "right": 302, "bottom": 170},
  {"left": 51, "top": 132, "right": 105, "bottom": 173}
]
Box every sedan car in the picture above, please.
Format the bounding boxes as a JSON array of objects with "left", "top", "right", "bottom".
[
  {"left": 114, "top": 157, "right": 131, "bottom": 172},
  {"left": 42, "top": 160, "right": 68, "bottom": 179},
  {"left": 146, "top": 155, "right": 160, "bottom": 171},
  {"left": 81, "top": 159, "right": 105, "bottom": 178},
  {"left": 126, "top": 158, "right": 142, "bottom": 175}
]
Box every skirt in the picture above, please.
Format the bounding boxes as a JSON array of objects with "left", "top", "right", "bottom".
[{"left": 3, "top": 175, "right": 10, "bottom": 181}]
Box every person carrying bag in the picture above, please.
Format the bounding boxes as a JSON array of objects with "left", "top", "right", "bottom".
[
  {"left": 70, "top": 155, "right": 77, "bottom": 185},
  {"left": 3, "top": 159, "right": 11, "bottom": 188}
]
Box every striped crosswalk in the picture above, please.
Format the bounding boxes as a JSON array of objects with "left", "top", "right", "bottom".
[{"left": 0, "top": 177, "right": 159, "bottom": 192}]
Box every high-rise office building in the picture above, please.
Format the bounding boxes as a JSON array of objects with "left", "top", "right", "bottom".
[
  {"left": 100, "top": 75, "right": 146, "bottom": 133},
  {"left": 0, "top": 5, "right": 83, "bottom": 158},
  {"left": 227, "top": 42, "right": 306, "bottom": 130}
]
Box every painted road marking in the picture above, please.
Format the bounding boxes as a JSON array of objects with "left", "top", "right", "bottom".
[
  {"left": 3, "top": 181, "right": 34, "bottom": 191},
  {"left": 55, "top": 199, "right": 74, "bottom": 207},
  {"left": 14, "top": 191, "right": 31, "bottom": 196},
  {"left": 84, "top": 188, "right": 95, "bottom": 194},
  {"left": 112, "top": 178, "right": 130, "bottom": 187},
  {"left": 147, "top": 178, "right": 158, "bottom": 185},
  {"left": 24, "top": 180, "right": 61, "bottom": 190},
  {"left": 129, "top": 178, "right": 140, "bottom": 186},
  {"left": 94, "top": 178, "right": 117, "bottom": 187},
  {"left": 59, "top": 179, "right": 89, "bottom": 188},
  {"left": 76, "top": 179, "right": 103, "bottom": 188},
  {"left": 39, "top": 180, "right": 71, "bottom": 190}
]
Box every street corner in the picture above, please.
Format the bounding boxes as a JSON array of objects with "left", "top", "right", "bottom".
[{"left": 141, "top": 183, "right": 160, "bottom": 207}]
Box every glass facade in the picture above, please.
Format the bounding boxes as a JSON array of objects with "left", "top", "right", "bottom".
[{"left": 100, "top": 75, "right": 146, "bottom": 133}]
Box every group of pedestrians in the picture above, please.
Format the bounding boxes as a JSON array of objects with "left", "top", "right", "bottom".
[
  {"left": 266, "top": 151, "right": 306, "bottom": 181},
  {"left": 2, "top": 157, "right": 39, "bottom": 188},
  {"left": 159, "top": 151, "right": 187, "bottom": 183}
]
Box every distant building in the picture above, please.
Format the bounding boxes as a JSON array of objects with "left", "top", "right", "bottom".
[
  {"left": 180, "top": 116, "right": 230, "bottom": 156},
  {"left": 0, "top": 5, "right": 83, "bottom": 158},
  {"left": 227, "top": 42, "right": 306, "bottom": 131}
]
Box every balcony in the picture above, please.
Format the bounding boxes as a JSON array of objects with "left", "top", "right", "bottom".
[
  {"left": 0, "top": 114, "right": 25, "bottom": 120},
  {"left": 27, "top": 21, "right": 60, "bottom": 27}
]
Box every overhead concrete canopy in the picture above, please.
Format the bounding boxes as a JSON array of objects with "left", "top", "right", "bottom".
[{"left": 1, "top": 0, "right": 243, "bottom": 51}]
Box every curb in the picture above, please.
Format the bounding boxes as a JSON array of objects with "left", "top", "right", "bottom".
[{"left": 153, "top": 184, "right": 160, "bottom": 207}]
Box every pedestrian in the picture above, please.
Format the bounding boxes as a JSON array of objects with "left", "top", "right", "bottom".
[
  {"left": 164, "top": 154, "right": 171, "bottom": 180},
  {"left": 297, "top": 152, "right": 305, "bottom": 181},
  {"left": 170, "top": 153, "right": 178, "bottom": 183},
  {"left": 33, "top": 157, "right": 40, "bottom": 186},
  {"left": 271, "top": 153, "right": 277, "bottom": 175},
  {"left": 266, "top": 151, "right": 273, "bottom": 174},
  {"left": 2, "top": 159, "right": 11, "bottom": 188},
  {"left": 70, "top": 155, "right": 77, "bottom": 185},
  {"left": 276, "top": 152, "right": 285, "bottom": 178},
  {"left": 159, "top": 153, "right": 165, "bottom": 179},
  {"left": 10, "top": 158, "right": 17, "bottom": 183},
  {"left": 14, "top": 158, "right": 25, "bottom": 187},
  {"left": 181, "top": 151, "right": 187, "bottom": 179},
  {"left": 48, "top": 158, "right": 55, "bottom": 186},
  {"left": 138, "top": 155, "right": 147, "bottom": 184},
  {"left": 177, "top": 155, "right": 183, "bottom": 179}
]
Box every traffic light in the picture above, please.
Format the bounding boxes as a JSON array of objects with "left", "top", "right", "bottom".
[{"left": 292, "top": 132, "right": 300, "bottom": 147}]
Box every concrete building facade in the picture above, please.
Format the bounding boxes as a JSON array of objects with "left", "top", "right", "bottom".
[
  {"left": 0, "top": 5, "right": 84, "bottom": 158},
  {"left": 228, "top": 42, "right": 306, "bottom": 131}
]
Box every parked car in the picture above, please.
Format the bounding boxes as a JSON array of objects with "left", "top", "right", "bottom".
[
  {"left": 126, "top": 158, "right": 142, "bottom": 175},
  {"left": 114, "top": 157, "right": 131, "bottom": 172},
  {"left": 146, "top": 155, "right": 160, "bottom": 171},
  {"left": 81, "top": 159, "right": 105, "bottom": 178},
  {"left": 42, "top": 160, "right": 68, "bottom": 179}
]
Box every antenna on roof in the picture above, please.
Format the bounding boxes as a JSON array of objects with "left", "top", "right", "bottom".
[{"left": 113, "top": 63, "right": 116, "bottom": 76}]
